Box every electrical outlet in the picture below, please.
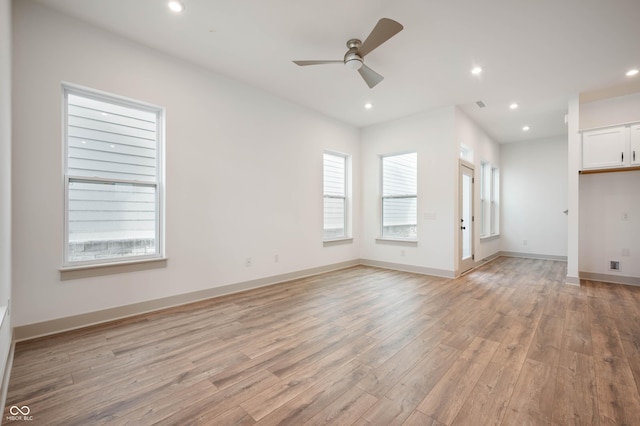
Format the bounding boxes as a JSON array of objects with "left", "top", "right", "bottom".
[
  {"left": 274, "top": 254, "right": 279, "bottom": 263},
  {"left": 622, "top": 248, "right": 630, "bottom": 257},
  {"left": 400, "top": 249, "right": 405, "bottom": 257},
  {"left": 610, "top": 260, "right": 620, "bottom": 271},
  {"left": 245, "top": 257, "right": 252, "bottom": 267},
  {"left": 523, "top": 240, "right": 528, "bottom": 246},
  {"left": 622, "top": 212, "right": 629, "bottom": 221}
]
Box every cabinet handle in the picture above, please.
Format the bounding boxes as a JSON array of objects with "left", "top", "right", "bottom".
[
  {"left": 634, "top": 151, "right": 636, "bottom": 162},
  {"left": 622, "top": 152, "right": 624, "bottom": 162}
]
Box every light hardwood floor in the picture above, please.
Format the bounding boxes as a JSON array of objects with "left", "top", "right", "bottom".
[{"left": 4, "top": 257, "right": 640, "bottom": 425}]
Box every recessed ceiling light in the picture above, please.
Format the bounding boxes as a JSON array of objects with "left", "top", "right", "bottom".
[
  {"left": 522, "top": 125, "right": 530, "bottom": 131},
  {"left": 168, "top": 1, "right": 185, "bottom": 13},
  {"left": 509, "top": 103, "right": 519, "bottom": 110},
  {"left": 626, "top": 69, "right": 639, "bottom": 77},
  {"left": 471, "top": 66, "right": 482, "bottom": 75},
  {"left": 364, "top": 103, "right": 373, "bottom": 109}
]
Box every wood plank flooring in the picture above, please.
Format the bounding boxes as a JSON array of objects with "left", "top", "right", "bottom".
[{"left": 4, "top": 257, "right": 640, "bottom": 425}]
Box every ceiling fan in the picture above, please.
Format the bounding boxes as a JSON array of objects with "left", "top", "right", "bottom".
[{"left": 293, "top": 18, "right": 403, "bottom": 89}]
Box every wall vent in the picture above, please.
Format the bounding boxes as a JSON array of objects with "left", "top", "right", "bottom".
[
  {"left": 475, "top": 100, "right": 486, "bottom": 108},
  {"left": 610, "top": 260, "right": 620, "bottom": 271}
]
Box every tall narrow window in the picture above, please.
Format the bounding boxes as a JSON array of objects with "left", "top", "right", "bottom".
[
  {"left": 491, "top": 166, "right": 500, "bottom": 235},
  {"left": 381, "top": 152, "right": 417, "bottom": 240},
  {"left": 323, "top": 152, "right": 348, "bottom": 240},
  {"left": 480, "top": 161, "right": 489, "bottom": 237},
  {"left": 64, "top": 86, "right": 164, "bottom": 266}
]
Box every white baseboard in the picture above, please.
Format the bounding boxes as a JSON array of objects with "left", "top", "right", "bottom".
[
  {"left": 565, "top": 275, "right": 581, "bottom": 286},
  {"left": 499, "top": 251, "right": 568, "bottom": 261},
  {"left": 15, "top": 254, "right": 601, "bottom": 342},
  {"left": 580, "top": 272, "right": 640, "bottom": 287},
  {"left": 14, "top": 259, "right": 360, "bottom": 341},
  {"left": 359, "top": 259, "right": 456, "bottom": 278},
  {"left": 0, "top": 340, "right": 14, "bottom": 416}
]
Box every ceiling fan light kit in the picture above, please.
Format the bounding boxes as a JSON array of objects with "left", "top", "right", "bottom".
[{"left": 293, "top": 18, "right": 403, "bottom": 88}]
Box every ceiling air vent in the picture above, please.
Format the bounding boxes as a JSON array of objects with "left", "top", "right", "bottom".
[{"left": 475, "top": 100, "right": 486, "bottom": 108}]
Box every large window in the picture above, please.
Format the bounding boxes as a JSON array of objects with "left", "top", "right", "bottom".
[
  {"left": 323, "top": 152, "right": 348, "bottom": 240},
  {"left": 63, "top": 86, "right": 164, "bottom": 266},
  {"left": 381, "top": 152, "right": 417, "bottom": 240},
  {"left": 480, "top": 161, "right": 499, "bottom": 237}
]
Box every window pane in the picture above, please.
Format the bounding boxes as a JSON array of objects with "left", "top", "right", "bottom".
[
  {"left": 67, "top": 94, "right": 158, "bottom": 183},
  {"left": 382, "top": 152, "right": 417, "bottom": 196},
  {"left": 382, "top": 197, "right": 417, "bottom": 239},
  {"left": 65, "top": 88, "right": 162, "bottom": 265},
  {"left": 323, "top": 153, "right": 345, "bottom": 197},
  {"left": 324, "top": 197, "right": 345, "bottom": 239},
  {"left": 323, "top": 153, "right": 347, "bottom": 239},
  {"left": 382, "top": 152, "right": 417, "bottom": 239},
  {"left": 68, "top": 180, "right": 157, "bottom": 262}
]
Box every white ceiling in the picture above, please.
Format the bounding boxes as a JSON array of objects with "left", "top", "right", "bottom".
[{"left": 34, "top": 0, "right": 640, "bottom": 143}]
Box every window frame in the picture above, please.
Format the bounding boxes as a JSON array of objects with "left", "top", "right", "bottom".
[
  {"left": 323, "top": 151, "right": 350, "bottom": 241},
  {"left": 480, "top": 161, "right": 488, "bottom": 237},
  {"left": 490, "top": 166, "right": 500, "bottom": 236},
  {"left": 480, "top": 160, "right": 500, "bottom": 239},
  {"left": 380, "top": 151, "right": 418, "bottom": 241},
  {"left": 62, "top": 84, "right": 165, "bottom": 268}
]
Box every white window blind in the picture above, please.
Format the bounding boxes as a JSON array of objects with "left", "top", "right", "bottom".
[
  {"left": 382, "top": 152, "right": 417, "bottom": 239},
  {"left": 480, "top": 161, "right": 499, "bottom": 238},
  {"left": 64, "top": 88, "right": 163, "bottom": 265},
  {"left": 491, "top": 166, "right": 500, "bottom": 235},
  {"left": 323, "top": 152, "right": 347, "bottom": 239},
  {"left": 480, "top": 161, "right": 489, "bottom": 237}
]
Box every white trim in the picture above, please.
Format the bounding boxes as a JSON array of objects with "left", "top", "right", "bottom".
[
  {"left": 375, "top": 238, "right": 418, "bottom": 246},
  {"left": 16, "top": 259, "right": 360, "bottom": 341},
  {"left": 60, "top": 256, "right": 167, "bottom": 272},
  {"left": 580, "top": 272, "right": 640, "bottom": 287},
  {"left": 499, "top": 251, "right": 568, "bottom": 261},
  {"left": 62, "top": 84, "right": 165, "bottom": 268},
  {"left": 565, "top": 275, "right": 581, "bottom": 286},
  {"left": 323, "top": 151, "right": 350, "bottom": 240},
  {"left": 578, "top": 120, "right": 640, "bottom": 133},
  {"left": 323, "top": 238, "right": 353, "bottom": 247},
  {"left": 360, "top": 259, "right": 455, "bottom": 278}
]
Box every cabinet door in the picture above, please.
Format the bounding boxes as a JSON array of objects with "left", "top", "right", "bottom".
[
  {"left": 582, "top": 127, "right": 627, "bottom": 170},
  {"left": 630, "top": 124, "right": 640, "bottom": 166}
]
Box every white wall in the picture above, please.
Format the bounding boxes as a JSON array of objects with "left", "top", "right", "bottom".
[
  {"left": 577, "top": 92, "right": 640, "bottom": 280},
  {"left": 0, "top": 0, "right": 12, "bottom": 405},
  {"left": 454, "top": 108, "right": 501, "bottom": 263},
  {"left": 566, "top": 96, "right": 580, "bottom": 283},
  {"left": 360, "top": 107, "right": 457, "bottom": 276},
  {"left": 579, "top": 171, "right": 640, "bottom": 278},
  {"left": 501, "top": 137, "right": 568, "bottom": 258},
  {"left": 12, "top": 1, "right": 360, "bottom": 327},
  {"left": 580, "top": 92, "right": 640, "bottom": 129}
]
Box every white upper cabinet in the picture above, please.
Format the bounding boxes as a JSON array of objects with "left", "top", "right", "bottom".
[
  {"left": 630, "top": 124, "right": 640, "bottom": 166},
  {"left": 582, "top": 126, "right": 628, "bottom": 170}
]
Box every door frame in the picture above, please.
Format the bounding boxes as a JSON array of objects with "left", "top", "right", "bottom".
[{"left": 459, "top": 160, "right": 475, "bottom": 274}]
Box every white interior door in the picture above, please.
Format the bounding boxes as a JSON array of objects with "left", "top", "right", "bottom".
[{"left": 459, "top": 163, "right": 475, "bottom": 274}]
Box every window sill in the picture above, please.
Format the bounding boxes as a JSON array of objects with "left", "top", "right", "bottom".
[
  {"left": 480, "top": 234, "right": 500, "bottom": 241},
  {"left": 323, "top": 238, "right": 353, "bottom": 247},
  {"left": 60, "top": 257, "right": 168, "bottom": 280},
  {"left": 376, "top": 238, "right": 418, "bottom": 246}
]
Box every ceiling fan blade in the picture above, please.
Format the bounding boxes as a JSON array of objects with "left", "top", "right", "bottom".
[
  {"left": 358, "top": 64, "right": 384, "bottom": 88},
  {"left": 358, "top": 18, "right": 403, "bottom": 58},
  {"left": 293, "top": 60, "right": 343, "bottom": 66}
]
